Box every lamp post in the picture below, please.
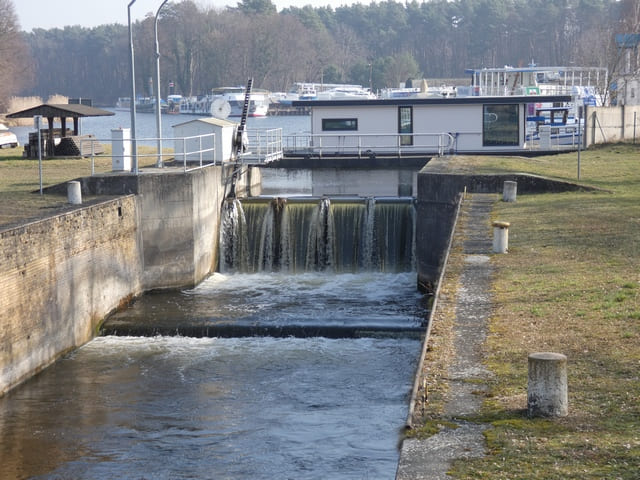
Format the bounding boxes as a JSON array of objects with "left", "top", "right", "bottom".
[
  {"left": 128, "top": 0, "right": 139, "bottom": 173},
  {"left": 154, "top": 0, "right": 170, "bottom": 168}
]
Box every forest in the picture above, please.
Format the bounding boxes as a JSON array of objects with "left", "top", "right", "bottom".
[{"left": 2, "top": 0, "right": 640, "bottom": 108}]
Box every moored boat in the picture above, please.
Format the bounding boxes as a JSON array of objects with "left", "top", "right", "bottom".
[{"left": 180, "top": 87, "right": 270, "bottom": 117}]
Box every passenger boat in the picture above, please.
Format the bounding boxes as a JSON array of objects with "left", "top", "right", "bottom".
[
  {"left": 114, "top": 97, "right": 131, "bottom": 111},
  {"left": 180, "top": 87, "right": 270, "bottom": 117},
  {"left": 0, "top": 123, "right": 19, "bottom": 149}
]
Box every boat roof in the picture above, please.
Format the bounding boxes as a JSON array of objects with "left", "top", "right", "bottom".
[
  {"left": 464, "top": 66, "right": 608, "bottom": 74},
  {"left": 293, "top": 94, "right": 573, "bottom": 108}
]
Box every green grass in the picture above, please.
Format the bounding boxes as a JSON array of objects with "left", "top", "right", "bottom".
[
  {"left": 421, "top": 143, "right": 640, "bottom": 479},
  {"left": 0, "top": 145, "right": 160, "bottom": 228}
]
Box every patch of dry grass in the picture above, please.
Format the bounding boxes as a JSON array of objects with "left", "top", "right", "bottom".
[
  {"left": 0, "top": 146, "right": 159, "bottom": 228},
  {"left": 442, "top": 143, "right": 640, "bottom": 479}
]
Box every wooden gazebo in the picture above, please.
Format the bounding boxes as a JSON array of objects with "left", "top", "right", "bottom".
[{"left": 7, "top": 103, "right": 114, "bottom": 157}]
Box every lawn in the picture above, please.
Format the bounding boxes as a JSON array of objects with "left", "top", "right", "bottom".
[{"left": 422, "top": 143, "right": 639, "bottom": 479}]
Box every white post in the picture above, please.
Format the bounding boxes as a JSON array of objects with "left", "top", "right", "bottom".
[
  {"left": 503, "top": 180, "right": 517, "bottom": 202},
  {"left": 111, "top": 128, "right": 132, "bottom": 172},
  {"left": 492, "top": 221, "right": 510, "bottom": 253},
  {"left": 67, "top": 181, "right": 82, "bottom": 205},
  {"left": 528, "top": 352, "right": 568, "bottom": 417}
]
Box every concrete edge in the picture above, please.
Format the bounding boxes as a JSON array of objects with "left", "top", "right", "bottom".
[{"left": 405, "top": 193, "right": 464, "bottom": 429}]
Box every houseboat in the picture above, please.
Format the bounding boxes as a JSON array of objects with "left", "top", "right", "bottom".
[
  {"left": 180, "top": 87, "right": 270, "bottom": 117},
  {"left": 289, "top": 94, "right": 582, "bottom": 157}
]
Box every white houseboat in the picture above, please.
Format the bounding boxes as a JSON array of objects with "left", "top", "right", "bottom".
[
  {"left": 289, "top": 94, "right": 577, "bottom": 157},
  {"left": 180, "top": 87, "right": 270, "bottom": 117}
]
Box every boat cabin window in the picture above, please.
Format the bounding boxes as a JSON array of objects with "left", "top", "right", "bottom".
[
  {"left": 322, "top": 118, "right": 358, "bottom": 131},
  {"left": 483, "top": 104, "right": 519, "bottom": 147},
  {"left": 398, "top": 106, "right": 413, "bottom": 145}
]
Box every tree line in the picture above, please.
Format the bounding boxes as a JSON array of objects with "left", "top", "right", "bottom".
[{"left": 1, "top": 0, "right": 639, "bottom": 109}]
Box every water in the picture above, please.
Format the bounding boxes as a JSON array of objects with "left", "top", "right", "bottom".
[
  {"left": 11, "top": 110, "right": 311, "bottom": 146},
  {"left": 0, "top": 335, "right": 418, "bottom": 480},
  {"left": 0, "top": 273, "right": 424, "bottom": 479}
]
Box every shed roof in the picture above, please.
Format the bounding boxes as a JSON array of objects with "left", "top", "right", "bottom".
[
  {"left": 172, "top": 117, "right": 238, "bottom": 128},
  {"left": 7, "top": 103, "right": 115, "bottom": 119}
]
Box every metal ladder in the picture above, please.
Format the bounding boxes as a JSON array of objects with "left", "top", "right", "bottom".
[{"left": 226, "top": 78, "right": 253, "bottom": 199}]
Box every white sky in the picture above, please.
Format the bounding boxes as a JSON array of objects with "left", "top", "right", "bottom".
[{"left": 14, "top": 0, "right": 367, "bottom": 31}]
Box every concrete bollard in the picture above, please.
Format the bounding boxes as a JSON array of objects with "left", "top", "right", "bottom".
[
  {"left": 492, "top": 221, "right": 510, "bottom": 253},
  {"left": 503, "top": 180, "right": 517, "bottom": 202},
  {"left": 527, "top": 352, "right": 568, "bottom": 417},
  {"left": 67, "top": 181, "right": 82, "bottom": 205}
]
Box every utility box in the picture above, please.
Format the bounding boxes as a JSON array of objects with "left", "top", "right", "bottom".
[
  {"left": 111, "top": 128, "right": 131, "bottom": 171},
  {"left": 172, "top": 117, "right": 237, "bottom": 164}
]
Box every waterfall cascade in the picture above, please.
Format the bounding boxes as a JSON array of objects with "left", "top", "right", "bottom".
[{"left": 219, "top": 196, "right": 415, "bottom": 273}]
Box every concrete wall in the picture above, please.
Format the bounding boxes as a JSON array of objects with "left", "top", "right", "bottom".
[
  {"left": 0, "top": 196, "right": 142, "bottom": 396},
  {"left": 585, "top": 104, "right": 640, "bottom": 146},
  {"left": 0, "top": 164, "right": 261, "bottom": 395},
  {"left": 416, "top": 158, "right": 597, "bottom": 290}
]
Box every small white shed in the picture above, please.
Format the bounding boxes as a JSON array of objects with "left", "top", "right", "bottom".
[{"left": 172, "top": 117, "right": 237, "bottom": 163}]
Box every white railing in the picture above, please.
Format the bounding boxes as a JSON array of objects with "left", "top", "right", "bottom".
[
  {"left": 282, "top": 132, "right": 455, "bottom": 158},
  {"left": 80, "top": 133, "right": 217, "bottom": 175},
  {"left": 239, "top": 128, "right": 284, "bottom": 164}
]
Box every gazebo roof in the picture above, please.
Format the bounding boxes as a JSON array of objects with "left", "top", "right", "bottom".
[{"left": 7, "top": 103, "right": 115, "bottom": 119}]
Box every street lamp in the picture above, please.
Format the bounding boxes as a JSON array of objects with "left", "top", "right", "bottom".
[
  {"left": 154, "top": 0, "right": 170, "bottom": 168},
  {"left": 128, "top": 0, "right": 139, "bottom": 173}
]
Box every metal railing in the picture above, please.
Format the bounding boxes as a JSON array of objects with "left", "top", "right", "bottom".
[
  {"left": 239, "top": 128, "right": 284, "bottom": 164},
  {"left": 80, "top": 133, "right": 217, "bottom": 175},
  {"left": 281, "top": 132, "right": 455, "bottom": 158}
]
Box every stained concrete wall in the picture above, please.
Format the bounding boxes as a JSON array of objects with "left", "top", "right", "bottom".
[
  {"left": 416, "top": 157, "right": 596, "bottom": 290},
  {"left": 0, "top": 196, "right": 142, "bottom": 396},
  {"left": 1, "top": 164, "right": 260, "bottom": 396},
  {"left": 584, "top": 105, "right": 640, "bottom": 146}
]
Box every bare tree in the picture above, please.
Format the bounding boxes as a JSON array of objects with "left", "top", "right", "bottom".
[{"left": 0, "top": 0, "right": 31, "bottom": 111}]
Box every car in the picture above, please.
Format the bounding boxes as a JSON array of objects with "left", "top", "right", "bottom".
[{"left": 0, "top": 123, "right": 19, "bottom": 148}]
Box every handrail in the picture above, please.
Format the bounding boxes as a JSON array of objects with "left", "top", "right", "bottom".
[{"left": 282, "top": 132, "right": 455, "bottom": 157}]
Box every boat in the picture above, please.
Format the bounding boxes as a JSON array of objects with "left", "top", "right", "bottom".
[
  {"left": 179, "top": 87, "right": 270, "bottom": 117},
  {"left": 315, "top": 85, "right": 376, "bottom": 100},
  {"left": 0, "top": 123, "right": 18, "bottom": 149},
  {"left": 135, "top": 96, "right": 169, "bottom": 114},
  {"left": 114, "top": 97, "right": 131, "bottom": 111}
]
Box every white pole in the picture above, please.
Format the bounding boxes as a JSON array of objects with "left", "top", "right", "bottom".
[
  {"left": 128, "top": 0, "right": 139, "bottom": 173},
  {"left": 154, "top": 0, "right": 170, "bottom": 168}
]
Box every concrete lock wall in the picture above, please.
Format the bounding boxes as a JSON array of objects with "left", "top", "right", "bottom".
[
  {"left": 0, "top": 164, "right": 260, "bottom": 396},
  {"left": 0, "top": 197, "right": 142, "bottom": 396}
]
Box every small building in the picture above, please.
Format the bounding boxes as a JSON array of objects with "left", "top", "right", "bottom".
[
  {"left": 172, "top": 117, "right": 237, "bottom": 164},
  {"left": 293, "top": 95, "right": 574, "bottom": 156}
]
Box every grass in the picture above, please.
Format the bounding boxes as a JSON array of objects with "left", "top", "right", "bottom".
[
  {"left": 419, "top": 143, "right": 640, "bottom": 479},
  {"left": 0, "top": 145, "right": 160, "bottom": 228}
]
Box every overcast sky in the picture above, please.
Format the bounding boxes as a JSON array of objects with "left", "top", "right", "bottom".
[{"left": 14, "top": 0, "right": 368, "bottom": 31}]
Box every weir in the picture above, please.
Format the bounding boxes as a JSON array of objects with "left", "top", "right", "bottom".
[
  {"left": 219, "top": 196, "right": 415, "bottom": 274},
  {"left": 102, "top": 192, "right": 423, "bottom": 339}
]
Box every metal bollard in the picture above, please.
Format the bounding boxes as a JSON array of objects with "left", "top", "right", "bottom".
[
  {"left": 492, "top": 221, "right": 510, "bottom": 253},
  {"left": 503, "top": 180, "right": 517, "bottom": 202},
  {"left": 528, "top": 352, "right": 568, "bottom": 417},
  {"left": 67, "top": 181, "right": 82, "bottom": 205}
]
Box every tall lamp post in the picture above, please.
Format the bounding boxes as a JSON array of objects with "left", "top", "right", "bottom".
[
  {"left": 154, "top": 0, "right": 170, "bottom": 168},
  {"left": 128, "top": 0, "right": 139, "bottom": 173}
]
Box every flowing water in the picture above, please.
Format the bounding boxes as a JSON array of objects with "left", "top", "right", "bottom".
[{"left": 0, "top": 162, "right": 428, "bottom": 478}]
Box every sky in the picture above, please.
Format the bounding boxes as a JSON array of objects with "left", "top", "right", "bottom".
[{"left": 14, "top": 0, "right": 366, "bottom": 31}]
